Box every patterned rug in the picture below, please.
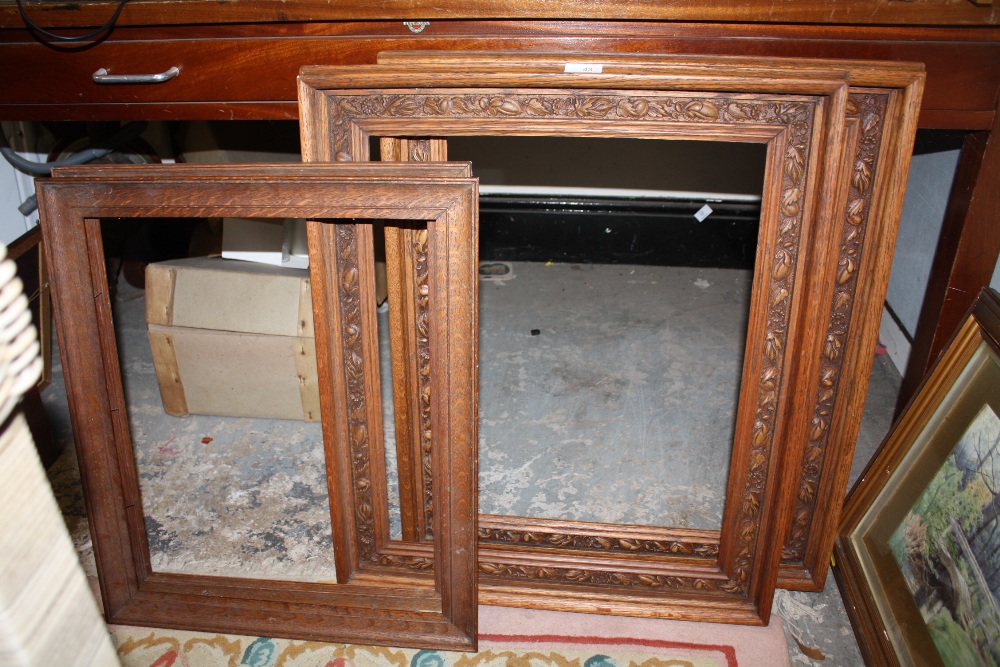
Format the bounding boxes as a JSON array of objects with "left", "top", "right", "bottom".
[
  {"left": 106, "top": 606, "right": 788, "bottom": 667},
  {"left": 111, "top": 628, "right": 736, "bottom": 667}
]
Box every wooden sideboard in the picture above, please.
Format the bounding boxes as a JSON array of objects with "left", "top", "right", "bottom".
[{"left": 2, "top": 0, "right": 998, "bottom": 556}]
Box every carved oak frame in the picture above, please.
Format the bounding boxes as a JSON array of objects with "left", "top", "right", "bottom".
[
  {"left": 364, "top": 53, "right": 925, "bottom": 594},
  {"left": 299, "top": 64, "right": 858, "bottom": 624},
  {"left": 35, "top": 163, "right": 479, "bottom": 649},
  {"left": 300, "top": 57, "right": 924, "bottom": 606}
]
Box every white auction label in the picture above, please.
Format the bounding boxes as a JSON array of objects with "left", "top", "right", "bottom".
[
  {"left": 564, "top": 63, "right": 604, "bottom": 73},
  {"left": 694, "top": 204, "right": 714, "bottom": 222}
]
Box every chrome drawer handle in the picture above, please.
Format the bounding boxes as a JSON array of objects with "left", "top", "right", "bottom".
[{"left": 92, "top": 66, "right": 180, "bottom": 84}]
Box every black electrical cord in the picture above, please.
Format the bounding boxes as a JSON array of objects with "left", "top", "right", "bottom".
[
  {"left": 0, "top": 121, "right": 148, "bottom": 176},
  {"left": 0, "top": 121, "right": 148, "bottom": 214},
  {"left": 16, "top": 0, "right": 129, "bottom": 43}
]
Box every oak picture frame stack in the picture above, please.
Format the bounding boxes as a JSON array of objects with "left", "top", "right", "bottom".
[{"left": 36, "top": 52, "right": 926, "bottom": 644}]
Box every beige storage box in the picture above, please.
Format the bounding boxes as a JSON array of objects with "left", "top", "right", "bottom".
[{"left": 145, "top": 256, "right": 320, "bottom": 422}]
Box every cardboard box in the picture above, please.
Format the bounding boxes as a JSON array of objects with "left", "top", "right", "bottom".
[{"left": 145, "top": 257, "right": 320, "bottom": 421}]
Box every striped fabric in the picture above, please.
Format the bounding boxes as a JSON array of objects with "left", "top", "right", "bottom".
[{"left": 0, "top": 241, "right": 119, "bottom": 666}]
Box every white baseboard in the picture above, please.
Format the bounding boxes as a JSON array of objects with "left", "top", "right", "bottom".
[{"left": 878, "top": 306, "right": 911, "bottom": 376}]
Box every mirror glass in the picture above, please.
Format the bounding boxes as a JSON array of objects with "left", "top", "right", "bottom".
[{"left": 100, "top": 216, "right": 341, "bottom": 582}]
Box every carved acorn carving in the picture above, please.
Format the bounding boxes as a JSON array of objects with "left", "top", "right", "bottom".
[
  {"left": 809, "top": 417, "right": 827, "bottom": 442},
  {"left": 764, "top": 331, "right": 784, "bottom": 361},
  {"left": 785, "top": 145, "right": 805, "bottom": 182},
  {"left": 853, "top": 159, "right": 873, "bottom": 194},
  {"left": 487, "top": 97, "right": 523, "bottom": 116},
  {"left": 838, "top": 257, "right": 857, "bottom": 285},
  {"left": 344, "top": 323, "right": 361, "bottom": 347},
  {"left": 608, "top": 572, "right": 632, "bottom": 586},
  {"left": 422, "top": 97, "right": 452, "bottom": 115},
  {"left": 548, "top": 533, "right": 575, "bottom": 547},
  {"left": 819, "top": 366, "right": 838, "bottom": 388},
  {"left": 681, "top": 100, "right": 719, "bottom": 120},
  {"left": 752, "top": 423, "right": 770, "bottom": 447},
  {"left": 760, "top": 367, "right": 780, "bottom": 392},
  {"left": 846, "top": 198, "right": 866, "bottom": 225},
  {"left": 824, "top": 334, "right": 843, "bottom": 361},
  {"left": 618, "top": 98, "right": 650, "bottom": 118},
  {"left": 479, "top": 562, "right": 504, "bottom": 575},
  {"left": 781, "top": 187, "right": 802, "bottom": 217},
  {"left": 341, "top": 267, "right": 359, "bottom": 292},
  {"left": 773, "top": 249, "right": 794, "bottom": 280}
]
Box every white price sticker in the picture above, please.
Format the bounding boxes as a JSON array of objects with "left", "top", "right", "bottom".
[
  {"left": 694, "top": 204, "right": 714, "bottom": 222},
  {"left": 564, "top": 63, "right": 604, "bottom": 73}
]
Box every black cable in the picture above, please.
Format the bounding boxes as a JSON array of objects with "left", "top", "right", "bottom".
[
  {"left": 0, "top": 121, "right": 148, "bottom": 214},
  {"left": 16, "top": 0, "right": 130, "bottom": 43},
  {"left": 17, "top": 195, "right": 36, "bottom": 217},
  {"left": 0, "top": 121, "right": 148, "bottom": 176}
]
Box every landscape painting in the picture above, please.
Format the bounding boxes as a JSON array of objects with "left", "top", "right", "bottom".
[{"left": 890, "top": 404, "right": 1000, "bottom": 666}]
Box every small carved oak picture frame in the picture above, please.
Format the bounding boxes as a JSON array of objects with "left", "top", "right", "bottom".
[
  {"left": 299, "top": 61, "right": 858, "bottom": 624},
  {"left": 35, "top": 163, "right": 479, "bottom": 649}
]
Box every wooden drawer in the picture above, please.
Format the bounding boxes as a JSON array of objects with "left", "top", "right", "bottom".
[
  {"left": 0, "top": 39, "right": 315, "bottom": 105},
  {"left": 0, "top": 22, "right": 998, "bottom": 125}
]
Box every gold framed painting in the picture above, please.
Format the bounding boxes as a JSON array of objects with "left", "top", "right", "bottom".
[{"left": 835, "top": 288, "right": 1000, "bottom": 666}]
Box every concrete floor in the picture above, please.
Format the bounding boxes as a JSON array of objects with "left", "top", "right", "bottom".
[{"left": 477, "top": 262, "right": 751, "bottom": 530}]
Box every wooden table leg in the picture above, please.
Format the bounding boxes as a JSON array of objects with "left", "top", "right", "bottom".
[{"left": 899, "top": 110, "right": 1000, "bottom": 413}]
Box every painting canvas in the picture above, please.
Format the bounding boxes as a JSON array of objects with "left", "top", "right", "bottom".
[
  {"left": 835, "top": 289, "right": 1000, "bottom": 667},
  {"left": 889, "top": 405, "right": 1000, "bottom": 665}
]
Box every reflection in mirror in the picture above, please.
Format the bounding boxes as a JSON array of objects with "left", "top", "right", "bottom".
[
  {"left": 102, "top": 216, "right": 340, "bottom": 582},
  {"left": 451, "top": 137, "right": 766, "bottom": 531}
]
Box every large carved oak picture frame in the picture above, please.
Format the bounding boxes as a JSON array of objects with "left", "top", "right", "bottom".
[
  {"left": 36, "top": 163, "right": 479, "bottom": 649},
  {"left": 365, "top": 52, "right": 925, "bottom": 594},
  {"left": 299, "top": 61, "right": 861, "bottom": 624},
  {"left": 298, "top": 56, "right": 923, "bottom": 615}
]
